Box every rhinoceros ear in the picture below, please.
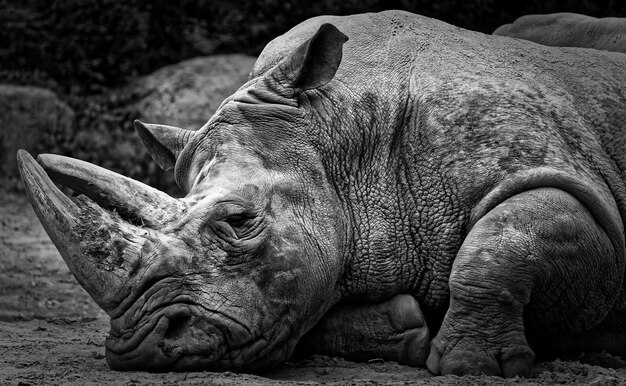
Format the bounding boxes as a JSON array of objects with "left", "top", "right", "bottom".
[
  {"left": 280, "top": 23, "right": 348, "bottom": 92},
  {"left": 134, "top": 120, "right": 194, "bottom": 171}
]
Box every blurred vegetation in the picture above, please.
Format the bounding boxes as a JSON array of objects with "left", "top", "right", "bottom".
[
  {"left": 3, "top": 0, "right": 625, "bottom": 93},
  {"left": 1, "top": 0, "right": 625, "bottom": 193}
]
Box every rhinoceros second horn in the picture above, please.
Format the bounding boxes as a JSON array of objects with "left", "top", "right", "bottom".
[{"left": 36, "top": 153, "right": 185, "bottom": 227}]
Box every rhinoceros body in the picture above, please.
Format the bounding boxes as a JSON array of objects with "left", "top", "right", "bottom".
[
  {"left": 18, "top": 10, "right": 626, "bottom": 377},
  {"left": 493, "top": 12, "right": 626, "bottom": 53}
]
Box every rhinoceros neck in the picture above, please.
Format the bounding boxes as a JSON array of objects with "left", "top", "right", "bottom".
[
  {"left": 305, "top": 86, "right": 468, "bottom": 310},
  {"left": 331, "top": 156, "right": 467, "bottom": 309}
]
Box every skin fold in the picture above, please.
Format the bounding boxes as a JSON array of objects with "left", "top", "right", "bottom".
[{"left": 17, "top": 10, "right": 626, "bottom": 377}]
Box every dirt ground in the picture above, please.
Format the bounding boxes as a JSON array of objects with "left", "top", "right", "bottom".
[{"left": 2, "top": 186, "right": 626, "bottom": 385}]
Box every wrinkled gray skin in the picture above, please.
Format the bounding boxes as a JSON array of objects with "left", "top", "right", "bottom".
[
  {"left": 493, "top": 12, "right": 626, "bottom": 53},
  {"left": 17, "top": 10, "right": 626, "bottom": 377}
]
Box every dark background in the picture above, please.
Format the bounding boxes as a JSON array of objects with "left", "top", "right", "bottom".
[
  {"left": 3, "top": 0, "right": 625, "bottom": 94},
  {"left": 2, "top": 0, "right": 625, "bottom": 194}
]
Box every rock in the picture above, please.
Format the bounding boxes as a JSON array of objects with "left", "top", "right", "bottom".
[
  {"left": 132, "top": 54, "right": 256, "bottom": 130},
  {"left": 0, "top": 85, "right": 74, "bottom": 180}
]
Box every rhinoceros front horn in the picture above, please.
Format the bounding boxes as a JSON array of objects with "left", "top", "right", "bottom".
[{"left": 16, "top": 150, "right": 187, "bottom": 315}]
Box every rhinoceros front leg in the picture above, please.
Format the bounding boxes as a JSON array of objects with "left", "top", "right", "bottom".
[
  {"left": 427, "top": 187, "right": 623, "bottom": 377},
  {"left": 295, "top": 294, "right": 430, "bottom": 366}
]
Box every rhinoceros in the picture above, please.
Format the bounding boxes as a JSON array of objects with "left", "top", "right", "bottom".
[
  {"left": 17, "top": 10, "right": 626, "bottom": 378},
  {"left": 493, "top": 12, "right": 626, "bottom": 53}
]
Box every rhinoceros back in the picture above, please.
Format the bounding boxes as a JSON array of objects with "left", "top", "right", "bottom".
[{"left": 254, "top": 9, "right": 626, "bottom": 223}]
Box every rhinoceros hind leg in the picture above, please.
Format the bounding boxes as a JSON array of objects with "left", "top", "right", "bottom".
[
  {"left": 294, "top": 294, "right": 430, "bottom": 366},
  {"left": 427, "top": 188, "right": 623, "bottom": 378}
]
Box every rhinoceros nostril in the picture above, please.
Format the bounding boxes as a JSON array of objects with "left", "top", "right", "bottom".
[{"left": 164, "top": 311, "right": 191, "bottom": 340}]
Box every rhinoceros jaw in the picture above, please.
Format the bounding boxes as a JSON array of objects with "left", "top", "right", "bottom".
[{"left": 16, "top": 150, "right": 176, "bottom": 314}]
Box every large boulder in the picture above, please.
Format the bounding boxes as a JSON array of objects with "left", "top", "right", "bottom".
[
  {"left": 131, "top": 54, "right": 256, "bottom": 130},
  {"left": 0, "top": 55, "right": 255, "bottom": 191},
  {"left": 0, "top": 85, "right": 74, "bottom": 181}
]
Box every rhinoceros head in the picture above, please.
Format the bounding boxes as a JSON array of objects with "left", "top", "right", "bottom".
[{"left": 18, "top": 23, "right": 349, "bottom": 372}]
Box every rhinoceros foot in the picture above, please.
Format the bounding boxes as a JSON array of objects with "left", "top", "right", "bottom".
[
  {"left": 295, "top": 294, "right": 430, "bottom": 366},
  {"left": 426, "top": 294, "right": 535, "bottom": 377}
]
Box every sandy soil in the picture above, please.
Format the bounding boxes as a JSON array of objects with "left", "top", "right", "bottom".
[{"left": 2, "top": 186, "right": 626, "bottom": 385}]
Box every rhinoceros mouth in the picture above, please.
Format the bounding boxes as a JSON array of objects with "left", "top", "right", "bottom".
[{"left": 104, "top": 301, "right": 272, "bottom": 372}]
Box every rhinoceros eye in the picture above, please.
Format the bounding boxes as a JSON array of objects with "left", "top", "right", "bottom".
[
  {"left": 225, "top": 213, "right": 253, "bottom": 228},
  {"left": 213, "top": 202, "right": 258, "bottom": 238}
]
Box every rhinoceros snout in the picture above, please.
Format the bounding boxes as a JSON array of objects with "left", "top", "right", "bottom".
[{"left": 104, "top": 304, "right": 255, "bottom": 372}]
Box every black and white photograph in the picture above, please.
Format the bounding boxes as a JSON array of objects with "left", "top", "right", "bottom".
[{"left": 1, "top": 0, "right": 626, "bottom": 384}]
